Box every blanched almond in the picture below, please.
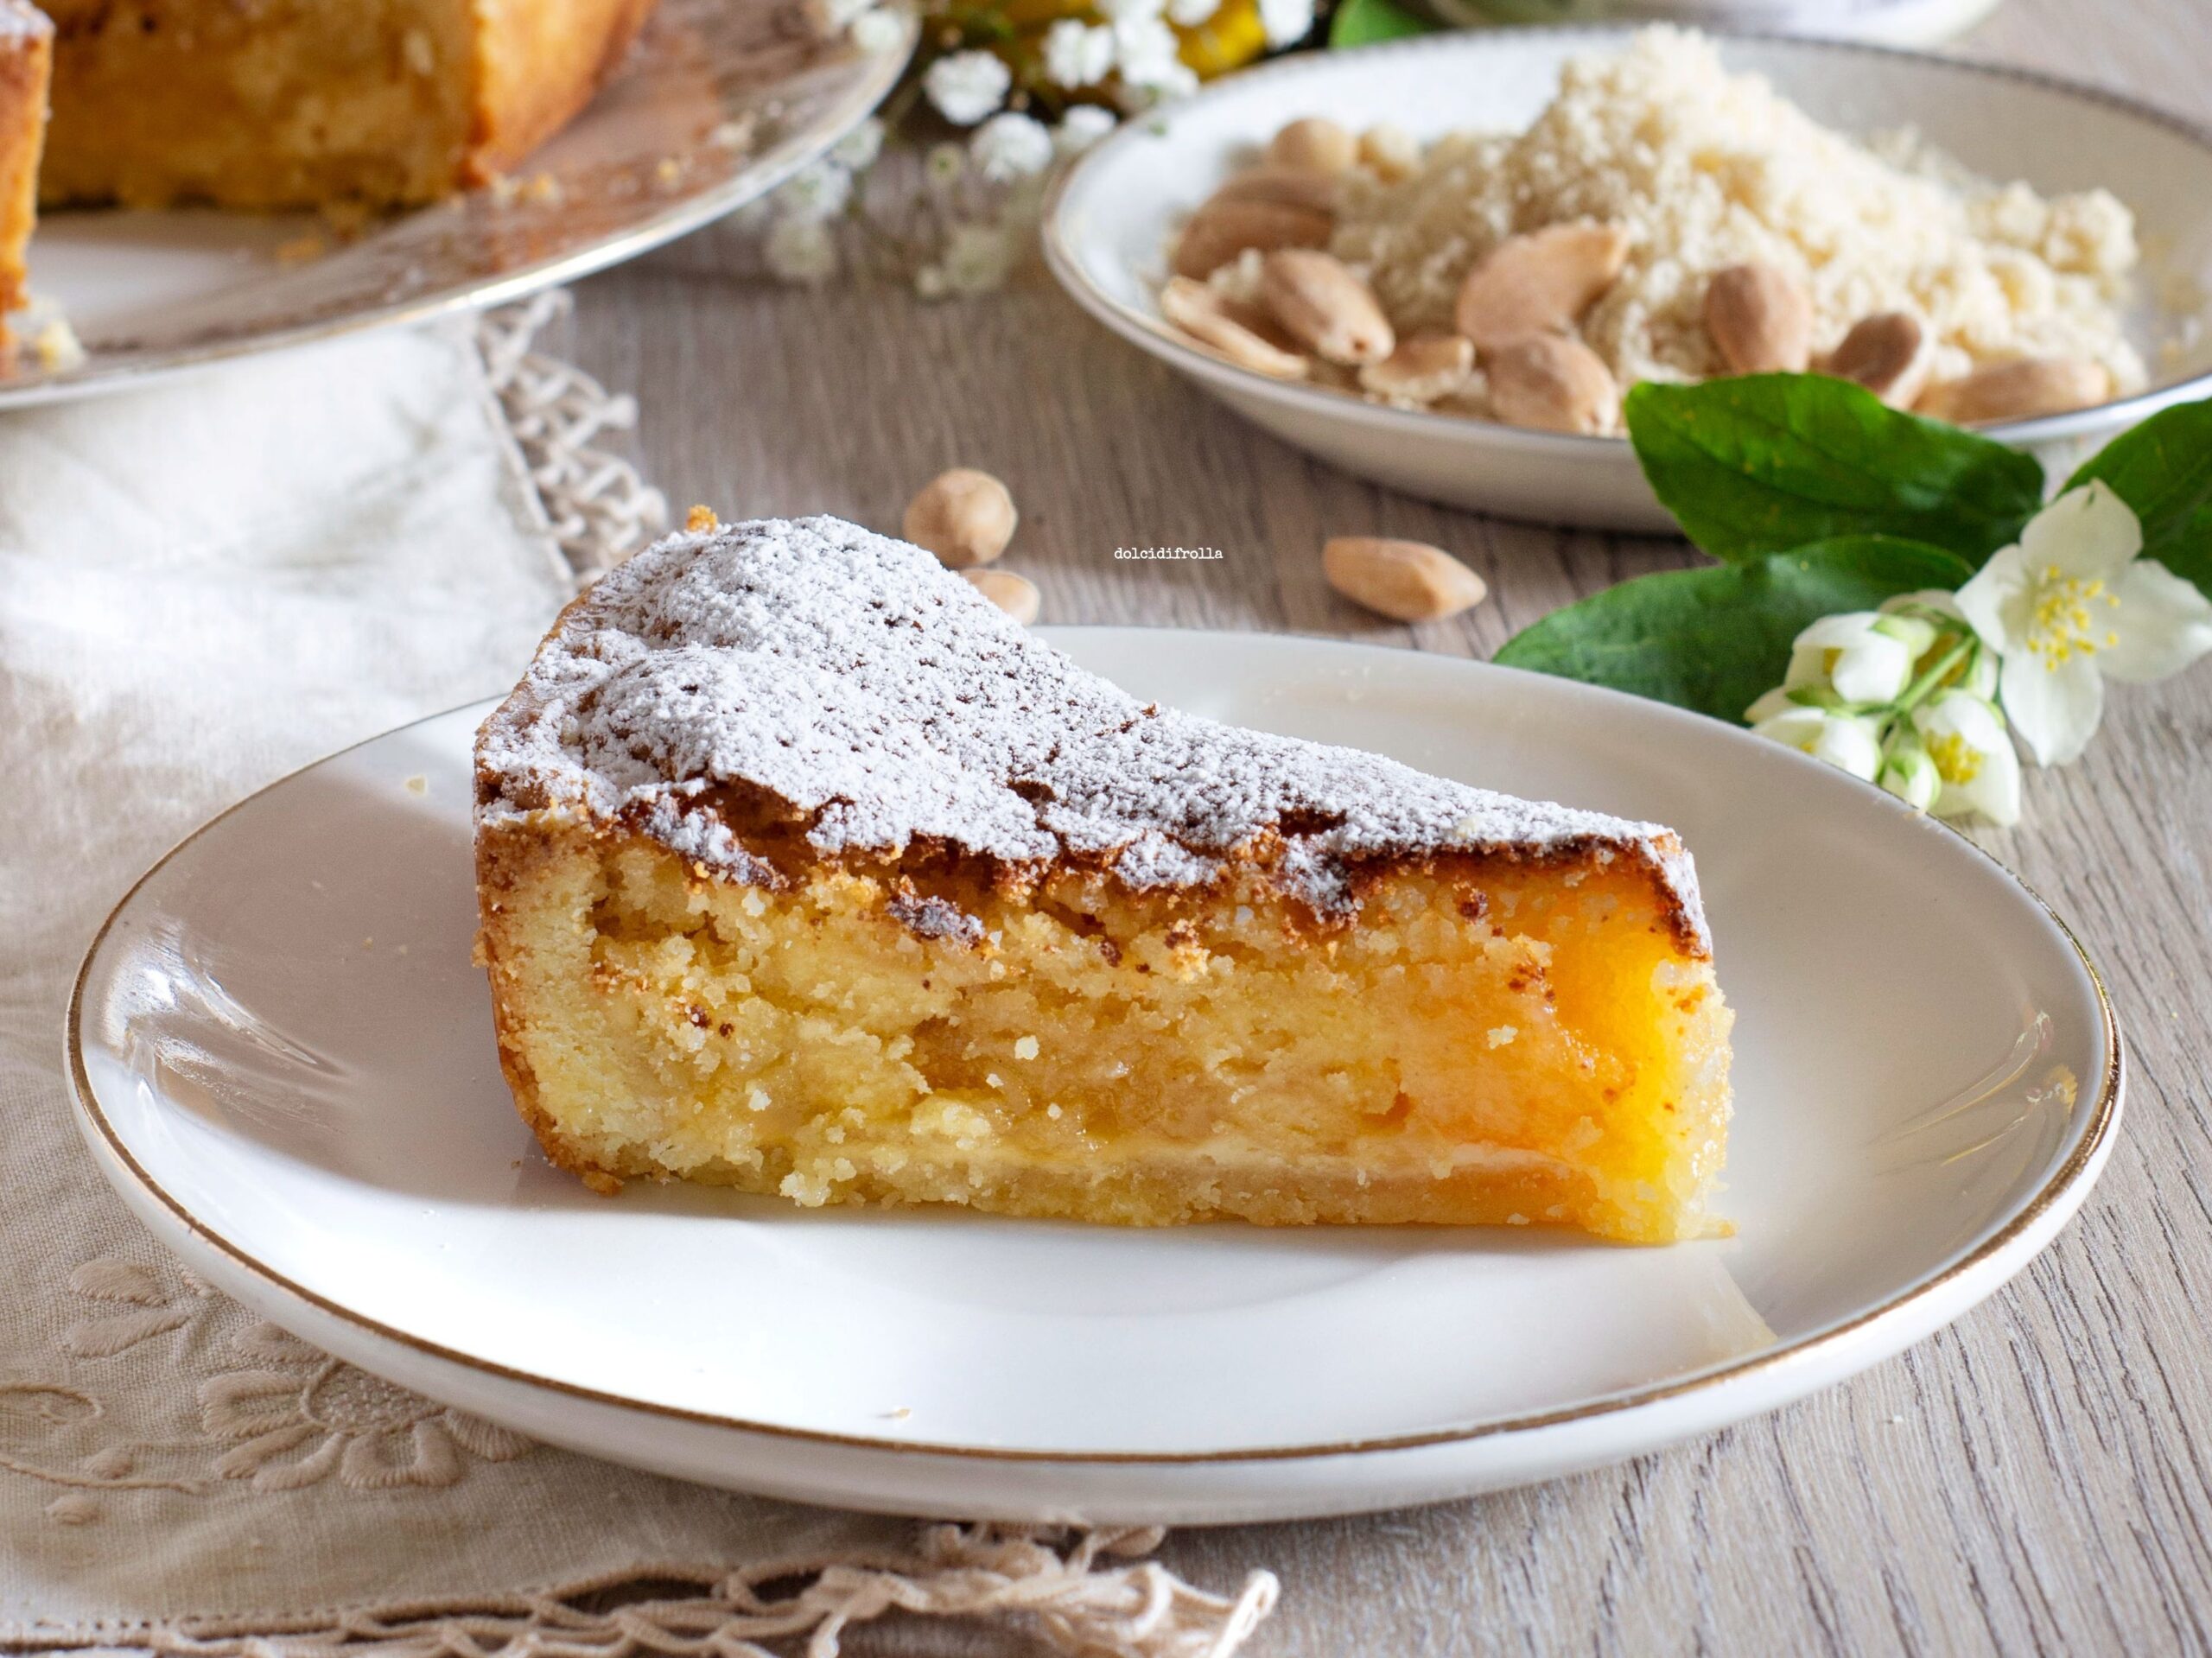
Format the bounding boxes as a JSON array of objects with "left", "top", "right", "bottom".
[
  {"left": 1359, "top": 333, "right": 1473, "bottom": 403},
  {"left": 1484, "top": 334, "right": 1620, "bottom": 435},
  {"left": 1266, "top": 117, "right": 1356, "bottom": 177},
  {"left": 1357, "top": 124, "right": 1419, "bottom": 183},
  {"left": 1208, "top": 166, "right": 1340, "bottom": 214},
  {"left": 1324, "top": 537, "right": 1487, "bottom": 623},
  {"left": 1823, "top": 311, "right": 1929, "bottom": 406},
  {"left": 1916, "top": 355, "right": 2109, "bottom": 424},
  {"left": 1704, "top": 262, "right": 1812, "bottom": 375},
  {"left": 1259, "top": 249, "right": 1395, "bottom": 365},
  {"left": 1453, "top": 223, "right": 1630, "bottom": 351},
  {"left": 1173, "top": 198, "right": 1332, "bottom": 280},
  {"left": 904, "top": 468, "right": 1017, "bottom": 569},
  {"left": 1160, "top": 276, "right": 1308, "bottom": 379},
  {"left": 963, "top": 569, "right": 1039, "bottom": 626}
]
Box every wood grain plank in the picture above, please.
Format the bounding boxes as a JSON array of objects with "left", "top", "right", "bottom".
[{"left": 558, "top": 0, "right": 2212, "bottom": 1647}]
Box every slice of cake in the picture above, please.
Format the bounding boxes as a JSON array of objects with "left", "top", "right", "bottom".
[
  {"left": 0, "top": 1, "right": 49, "bottom": 327},
  {"left": 474, "top": 518, "right": 1732, "bottom": 1243}
]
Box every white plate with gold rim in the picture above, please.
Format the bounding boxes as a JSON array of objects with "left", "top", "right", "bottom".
[
  {"left": 67, "top": 629, "right": 2119, "bottom": 1523},
  {"left": 1, "top": 0, "right": 911, "bottom": 410},
  {"left": 1042, "top": 29, "right": 2212, "bottom": 531}
]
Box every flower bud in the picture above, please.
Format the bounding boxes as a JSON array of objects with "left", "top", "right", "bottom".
[
  {"left": 1786, "top": 612, "right": 1913, "bottom": 705},
  {"left": 1752, "top": 704, "right": 1884, "bottom": 782},
  {"left": 1878, "top": 734, "right": 1941, "bottom": 811}
]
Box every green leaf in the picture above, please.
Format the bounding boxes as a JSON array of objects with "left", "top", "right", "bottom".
[
  {"left": 1492, "top": 537, "right": 1975, "bottom": 723},
  {"left": 1624, "top": 375, "right": 2046, "bottom": 567},
  {"left": 2065, "top": 397, "right": 2212, "bottom": 598},
  {"left": 1328, "top": 0, "right": 1435, "bottom": 48}
]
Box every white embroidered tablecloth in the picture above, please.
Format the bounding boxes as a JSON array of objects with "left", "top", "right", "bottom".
[{"left": 0, "top": 308, "right": 1273, "bottom": 1655}]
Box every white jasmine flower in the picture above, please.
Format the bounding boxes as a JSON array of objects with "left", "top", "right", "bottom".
[
  {"left": 849, "top": 7, "right": 906, "bottom": 53},
  {"left": 1751, "top": 704, "right": 1885, "bottom": 782},
  {"left": 969, "top": 111, "right": 1055, "bottom": 183},
  {"left": 830, "top": 117, "right": 885, "bottom": 171},
  {"left": 1258, "top": 0, "right": 1316, "bottom": 46},
  {"left": 925, "top": 49, "right": 1012, "bottom": 126},
  {"left": 1054, "top": 105, "right": 1118, "bottom": 156},
  {"left": 1910, "top": 690, "right": 2022, "bottom": 825},
  {"left": 764, "top": 214, "right": 839, "bottom": 285},
  {"left": 1878, "top": 731, "right": 1942, "bottom": 813},
  {"left": 1041, "top": 18, "right": 1116, "bottom": 89},
  {"left": 1167, "top": 0, "right": 1221, "bottom": 23},
  {"left": 772, "top": 158, "right": 851, "bottom": 220},
  {"left": 1784, "top": 611, "right": 1917, "bottom": 705},
  {"left": 1955, "top": 480, "right": 2212, "bottom": 765}
]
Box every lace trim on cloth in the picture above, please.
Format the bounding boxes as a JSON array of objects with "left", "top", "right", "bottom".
[
  {"left": 5, "top": 1526, "right": 1279, "bottom": 1657},
  {"left": 479, "top": 291, "right": 670, "bottom": 587}
]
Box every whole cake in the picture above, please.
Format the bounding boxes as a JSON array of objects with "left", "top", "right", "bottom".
[
  {"left": 474, "top": 517, "right": 1733, "bottom": 1244},
  {"left": 0, "top": 1, "right": 48, "bottom": 320},
  {"left": 34, "top": 0, "right": 658, "bottom": 211},
  {"left": 0, "top": 0, "right": 655, "bottom": 344}
]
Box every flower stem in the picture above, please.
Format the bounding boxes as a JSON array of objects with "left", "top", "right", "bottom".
[{"left": 1895, "top": 632, "right": 1976, "bottom": 719}]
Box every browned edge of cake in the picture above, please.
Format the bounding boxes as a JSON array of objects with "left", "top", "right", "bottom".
[
  {"left": 0, "top": 1, "right": 51, "bottom": 327},
  {"left": 464, "top": 0, "right": 662, "bottom": 184}
]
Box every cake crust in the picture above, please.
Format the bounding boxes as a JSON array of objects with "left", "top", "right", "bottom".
[{"left": 476, "top": 515, "right": 1710, "bottom": 953}]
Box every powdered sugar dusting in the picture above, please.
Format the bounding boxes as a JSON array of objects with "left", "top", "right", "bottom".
[{"left": 476, "top": 516, "right": 1707, "bottom": 946}]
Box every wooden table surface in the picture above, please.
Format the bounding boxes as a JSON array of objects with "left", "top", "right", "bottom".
[{"left": 552, "top": 1, "right": 2212, "bottom": 1648}]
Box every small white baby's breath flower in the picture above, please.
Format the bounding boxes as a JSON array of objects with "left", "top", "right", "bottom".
[
  {"left": 1110, "top": 16, "right": 1196, "bottom": 104},
  {"left": 831, "top": 117, "right": 885, "bottom": 172},
  {"left": 969, "top": 112, "right": 1054, "bottom": 183},
  {"left": 764, "top": 215, "right": 839, "bottom": 284},
  {"left": 1166, "top": 0, "right": 1221, "bottom": 22},
  {"left": 849, "top": 7, "right": 905, "bottom": 53},
  {"left": 940, "top": 221, "right": 1018, "bottom": 295},
  {"left": 925, "top": 142, "right": 967, "bottom": 190},
  {"left": 1097, "top": 0, "right": 1166, "bottom": 20},
  {"left": 1258, "top": 0, "right": 1314, "bottom": 45},
  {"left": 1116, "top": 60, "right": 1197, "bottom": 109},
  {"left": 1054, "top": 105, "right": 1118, "bottom": 156},
  {"left": 772, "top": 158, "right": 851, "bottom": 220},
  {"left": 1041, "top": 18, "right": 1115, "bottom": 89},
  {"left": 1110, "top": 15, "right": 1179, "bottom": 75},
  {"left": 924, "top": 48, "right": 1012, "bottom": 126}
]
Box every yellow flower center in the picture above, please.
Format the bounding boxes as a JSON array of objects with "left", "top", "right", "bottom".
[
  {"left": 2025, "top": 563, "right": 2123, "bottom": 671},
  {"left": 1926, "top": 731, "right": 1981, "bottom": 785}
]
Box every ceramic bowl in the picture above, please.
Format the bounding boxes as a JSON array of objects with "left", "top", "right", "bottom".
[{"left": 1042, "top": 29, "right": 2212, "bottom": 531}]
